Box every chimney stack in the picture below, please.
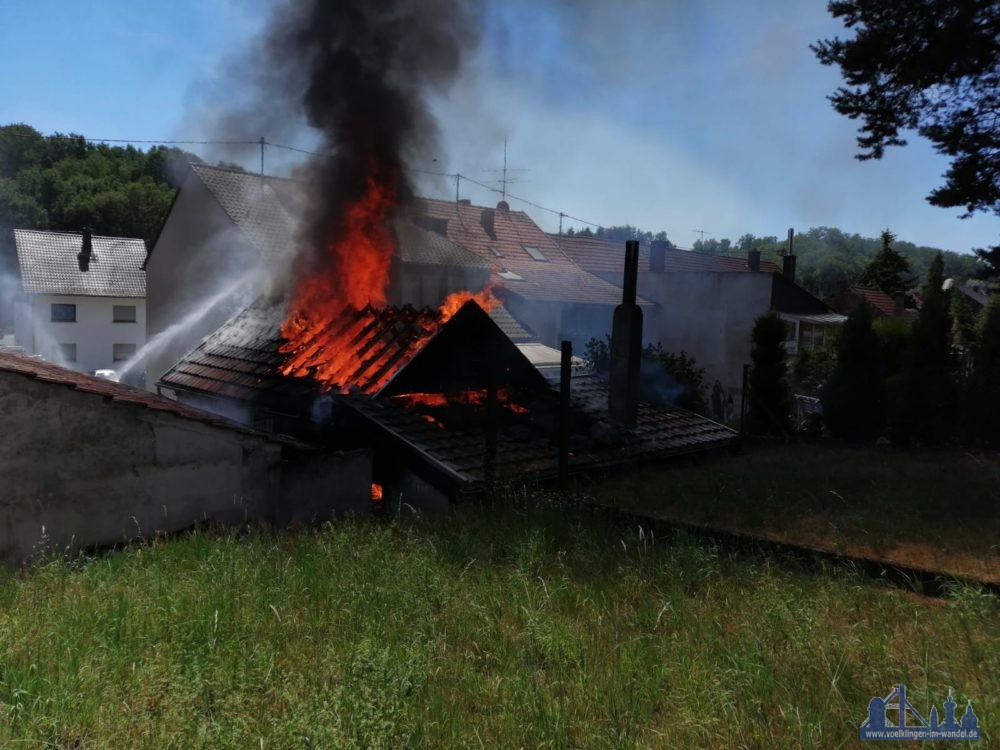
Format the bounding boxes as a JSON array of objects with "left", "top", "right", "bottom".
[
  {"left": 782, "top": 254, "right": 796, "bottom": 282},
  {"left": 747, "top": 249, "right": 761, "bottom": 273},
  {"left": 78, "top": 227, "right": 93, "bottom": 272},
  {"left": 649, "top": 240, "right": 668, "bottom": 273},
  {"left": 481, "top": 208, "right": 497, "bottom": 240},
  {"left": 608, "top": 240, "right": 643, "bottom": 428}
]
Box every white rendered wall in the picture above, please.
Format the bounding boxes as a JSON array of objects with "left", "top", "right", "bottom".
[{"left": 21, "top": 294, "right": 146, "bottom": 374}]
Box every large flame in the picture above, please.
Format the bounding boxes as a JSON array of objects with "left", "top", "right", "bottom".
[{"left": 279, "top": 169, "right": 502, "bottom": 393}]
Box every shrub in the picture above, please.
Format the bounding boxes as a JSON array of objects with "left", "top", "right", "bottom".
[{"left": 822, "top": 303, "right": 885, "bottom": 440}]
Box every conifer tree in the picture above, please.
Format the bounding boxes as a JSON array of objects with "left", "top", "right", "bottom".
[
  {"left": 858, "top": 229, "right": 916, "bottom": 296},
  {"left": 822, "top": 302, "right": 885, "bottom": 440},
  {"left": 970, "top": 295, "right": 1000, "bottom": 446},
  {"left": 747, "top": 311, "right": 791, "bottom": 435},
  {"left": 893, "top": 253, "right": 957, "bottom": 445}
]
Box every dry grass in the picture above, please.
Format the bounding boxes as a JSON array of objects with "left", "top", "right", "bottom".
[
  {"left": 588, "top": 443, "right": 1000, "bottom": 583},
  {"left": 0, "top": 495, "right": 996, "bottom": 748}
]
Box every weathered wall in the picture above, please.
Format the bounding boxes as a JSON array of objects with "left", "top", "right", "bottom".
[
  {"left": 144, "top": 174, "right": 261, "bottom": 390},
  {"left": 0, "top": 371, "right": 371, "bottom": 564}
]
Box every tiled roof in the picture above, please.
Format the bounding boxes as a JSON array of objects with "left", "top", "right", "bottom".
[
  {"left": 346, "top": 372, "right": 737, "bottom": 486},
  {"left": 0, "top": 349, "right": 296, "bottom": 444},
  {"left": 189, "top": 164, "right": 299, "bottom": 257},
  {"left": 14, "top": 229, "right": 146, "bottom": 297},
  {"left": 391, "top": 219, "right": 490, "bottom": 268},
  {"left": 489, "top": 304, "right": 536, "bottom": 343},
  {"left": 161, "top": 297, "right": 526, "bottom": 402},
  {"left": 848, "top": 285, "right": 919, "bottom": 321},
  {"left": 412, "top": 198, "right": 641, "bottom": 306},
  {"left": 552, "top": 234, "right": 783, "bottom": 275}
]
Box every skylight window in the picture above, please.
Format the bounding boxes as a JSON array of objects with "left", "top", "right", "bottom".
[
  {"left": 522, "top": 244, "right": 547, "bottom": 261},
  {"left": 498, "top": 269, "right": 523, "bottom": 281},
  {"left": 488, "top": 244, "right": 503, "bottom": 257}
]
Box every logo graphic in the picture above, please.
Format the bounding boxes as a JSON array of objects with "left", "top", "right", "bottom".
[{"left": 860, "top": 684, "right": 981, "bottom": 741}]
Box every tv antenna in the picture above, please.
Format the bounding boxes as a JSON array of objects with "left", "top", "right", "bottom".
[
  {"left": 483, "top": 136, "right": 528, "bottom": 202},
  {"left": 692, "top": 228, "right": 712, "bottom": 243}
]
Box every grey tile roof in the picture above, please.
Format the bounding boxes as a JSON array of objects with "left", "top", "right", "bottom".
[
  {"left": 15, "top": 229, "right": 146, "bottom": 297},
  {"left": 392, "top": 219, "right": 490, "bottom": 269},
  {"left": 189, "top": 164, "right": 299, "bottom": 257}
]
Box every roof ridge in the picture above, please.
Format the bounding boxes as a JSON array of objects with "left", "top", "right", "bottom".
[{"left": 13, "top": 228, "right": 145, "bottom": 243}]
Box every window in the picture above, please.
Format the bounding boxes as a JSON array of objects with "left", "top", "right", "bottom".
[
  {"left": 54, "top": 343, "right": 77, "bottom": 362},
  {"left": 498, "top": 269, "right": 523, "bottom": 281},
  {"left": 488, "top": 244, "right": 504, "bottom": 258},
  {"left": 522, "top": 244, "right": 548, "bottom": 261},
  {"left": 113, "top": 343, "right": 136, "bottom": 361},
  {"left": 51, "top": 303, "right": 76, "bottom": 322},
  {"left": 113, "top": 305, "right": 136, "bottom": 323}
]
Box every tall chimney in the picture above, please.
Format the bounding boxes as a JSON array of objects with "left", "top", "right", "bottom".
[
  {"left": 649, "top": 239, "right": 668, "bottom": 273},
  {"left": 608, "top": 240, "right": 643, "bottom": 428},
  {"left": 782, "top": 254, "right": 796, "bottom": 282},
  {"left": 78, "top": 227, "right": 93, "bottom": 272},
  {"left": 481, "top": 208, "right": 497, "bottom": 240},
  {"left": 747, "top": 249, "right": 761, "bottom": 273}
]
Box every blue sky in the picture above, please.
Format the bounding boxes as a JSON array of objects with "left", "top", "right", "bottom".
[{"left": 1, "top": 0, "right": 997, "bottom": 253}]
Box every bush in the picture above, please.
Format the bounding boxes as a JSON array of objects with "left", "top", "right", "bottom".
[
  {"left": 969, "top": 295, "right": 1000, "bottom": 446},
  {"left": 747, "top": 312, "right": 791, "bottom": 435}
]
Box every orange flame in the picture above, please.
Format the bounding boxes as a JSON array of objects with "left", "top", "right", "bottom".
[
  {"left": 391, "top": 389, "right": 528, "bottom": 415},
  {"left": 438, "top": 281, "right": 500, "bottom": 323},
  {"left": 370, "top": 482, "right": 384, "bottom": 502},
  {"left": 278, "top": 166, "right": 503, "bottom": 392}
]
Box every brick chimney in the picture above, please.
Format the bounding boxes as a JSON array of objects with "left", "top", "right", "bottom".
[
  {"left": 608, "top": 240, "right": 643, "bottom": 428},
  {"left": 747, "top": 249, "right": 761, "bottom": 273},
  {"left": 649, "top": 240, "right": 668, "bottom": 273},
  {"left": 481, "top": 208, "right": 497, "bottom": 240},
  {"left": 77, "top": 227, "right": 93, "bottom": 272}
]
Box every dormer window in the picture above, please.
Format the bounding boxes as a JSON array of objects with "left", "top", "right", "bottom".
[{"left": 522, "top": 244, "right": 547, "bottom": 261}]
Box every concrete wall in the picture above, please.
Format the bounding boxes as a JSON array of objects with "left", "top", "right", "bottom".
[
  {"left": 0, "top": 371, "right": 371, "bottom": 565},
  {"left": 145, "top": 173, "right": 264, "bottom": 390},
  {"left": 506, "top": 299, "right": 614, "bottom": 351},
  {"left": 14, "top": 294, "right": 146, "bottom": 376}
]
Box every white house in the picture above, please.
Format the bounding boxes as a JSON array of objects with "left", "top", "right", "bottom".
[{"left": 11, "top": 228, "right": 146, "bottom": 380}]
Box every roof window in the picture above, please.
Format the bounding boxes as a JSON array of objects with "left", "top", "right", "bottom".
[{"left": 522, "top": 244, "right": 548, "bottom": 262}]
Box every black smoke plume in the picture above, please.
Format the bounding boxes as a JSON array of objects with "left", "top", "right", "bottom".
[{"left": 214, "top": 0, "right": 480, "bottom": 274}]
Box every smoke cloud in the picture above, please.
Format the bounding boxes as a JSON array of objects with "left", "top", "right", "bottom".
[{"left": 207, "top": 0, "right": 482, "bottom": 283}]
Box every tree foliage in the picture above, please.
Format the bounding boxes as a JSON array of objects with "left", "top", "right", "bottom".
[
  {"left": 857, "top": 229, "right": 916, "bottom": 296},
  {"left": 821, "top": 303, "right": 886, "bottom": 440},
  {"left": 813, "top": 0, "right": 1000, "bottom": 219},
  {"left": 969, "top": 294, "right": 1000, "bottom": 445},
  {"left": 892, "top": 253, "right": 958, "bottom": 444},
  {"left": 0, "top": 123, "right": 204, "bottom": 245},
  {"left": 747, "top": 312, "right": 791, "bottom": 435}
]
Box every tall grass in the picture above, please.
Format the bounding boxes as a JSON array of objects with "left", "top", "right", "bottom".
[{"left": 0, "top": 497, "right": 996, "bottom": 748}]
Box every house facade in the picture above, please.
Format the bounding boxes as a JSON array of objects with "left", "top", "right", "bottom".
[
  {"left": 11, "top": 228, "right": 146, "bottom": 379},
  {"left": 556, "top": 235, "right": 844, "bottom": 409}
]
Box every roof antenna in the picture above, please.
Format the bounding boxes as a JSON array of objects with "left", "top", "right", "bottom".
[{"left": 483, "top": 135, "right": 527, "bottom": 202}]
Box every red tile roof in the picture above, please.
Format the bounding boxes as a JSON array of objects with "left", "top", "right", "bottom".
[
  {"left": 412, "top": 198, "right": 641, "bottom": 306},
  {"left": 552, "top": 234, "right": 783, "bottom": 275},
  {"left": 0, "top": 349, "right": 295, "bottom": 443},
  {"left": 847, "top": 285, "right": 919, "bottom": 322}
]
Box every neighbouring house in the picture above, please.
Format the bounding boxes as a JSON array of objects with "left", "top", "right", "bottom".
[
  {"left": 555, "top": 235, "right": 845, "bottom": 410},
  {"left": 0, "top": 349, "right": 370, "bottom": 565},
  {"left": 829, "top": 284, "right": 919, "bottom": 323},
  {"left": 157, "top": 298, "right": 736, "bottom": 505},
  {"left": 9, "top": 228, "right": 147, "bottom": 381},
  {"left": 412, "top": 197, "right": 646, "bottom": 346}
]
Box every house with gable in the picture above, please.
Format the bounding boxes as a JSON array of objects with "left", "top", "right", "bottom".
[{"left": 8, "top": 228, "right": 146, "bottom": 379}]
